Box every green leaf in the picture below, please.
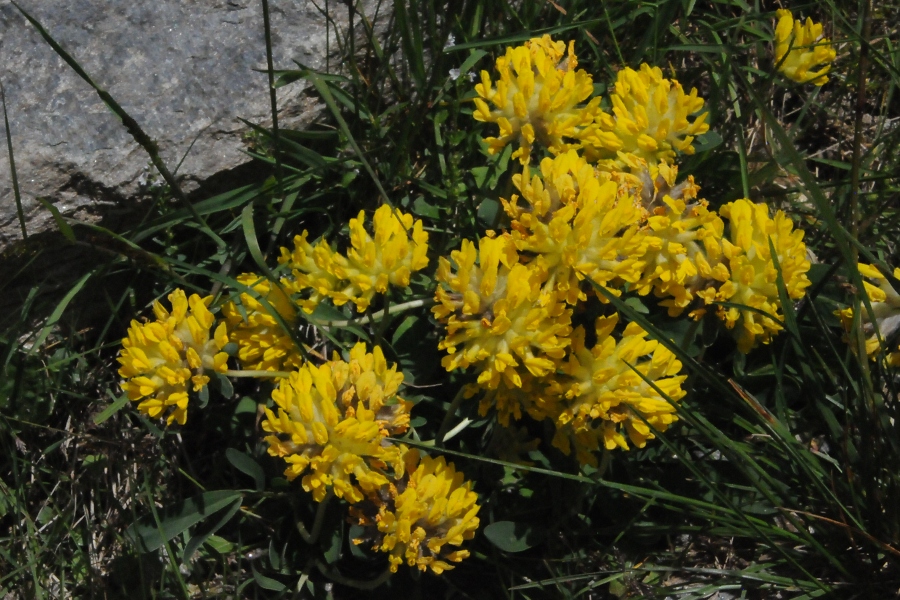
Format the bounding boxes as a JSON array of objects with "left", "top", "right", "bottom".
[
  {"left": 28, "top": 271, "right": 93, "bottom": 355},
  {"left": 483, "top": 521, "right": 539, "bottom": 553},
  {"left": 252, "top": 565, "right": 286, "bottom": 591},
  {"left": 204, "top": 535, "right": 234, "bottom": 555},
  {"left": 93, "top": 392, "right": 130, "bottom": 425},
  {"left": 182, "top": 498, "right": 242, "bottom": 562},
  {"left": 36, "top": 197, "right": 75, "bottom": 242},
  {"left": 225, "top": 448, "right": 265, "bottom": 491},
  {"left": 126, "top": 490, "right": 243, "bottom": 552}
]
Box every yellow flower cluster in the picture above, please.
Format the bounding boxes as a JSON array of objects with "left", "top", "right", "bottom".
[
  {"left": 261, "top": 343, "right": 407, "bottom": 503},
  {"left": 118, "top": 289, "right": 228, "bottom": 425},
  {"left": 549, "top": 315, "right": 686, "bottom": 464},
  {"left": 634, "top": 163, "right": 729, "bottom": 316},
  {"left": 699, "top": 199, "right": 812, "bottom": 353},
  {"left": 474, "top": 36, "right": 708, "bottom": 170},
  {"left": 351, "top": 448, "right": 480, "bottom": 575},
  {"left": 433, "top": 236, "right": 572, "bottom": 397},
  {"left": 774, "top": 9, "right": 837, "bottom": 86},
  {"left": 279, "top": 205, "right": 429, "bottom": 313},
  {"left": 580, "top": 64, "right": 709, "bottom": 172},
  {"left": 222, "top": 273, "right": 302, "bottom": 373},
  {"left": 504, "top": 151, "right": 648, "bottom": 304},
  {"left": 474, "top": 34, "right": 600, "bottom": 164},
  {"left": 839, "top": 263, "right": 900, "bottom": 366}
]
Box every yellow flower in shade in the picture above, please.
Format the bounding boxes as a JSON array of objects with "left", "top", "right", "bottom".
[
  {"left": 579, "top": 64, "right": 709, "bottom": 171},
  {"left": 221, "top": 273, "right": 302, "bottom": 373},
  {"left": 633, "top": 163, "right": 730, "bottom": 316},
  {"left": 352, "top": 448, "right": 480, "bottom": 575},
  {"left": 433, "top": 235, "right": 572, "bottom": 394},
  {"left": 280, "top": 205, "right": 429, "bottom": 313},
  {"left": 774, "top": 9, "right": 836, "bottom": 86},
  {"left": 261, "top": 346, "right": 409, "bottom": 503},
  {"left": 838, "top": 263, "right": 900, "bottom": 366},
  {"left": 464, "top": 371, "right": 561, "bottom": 425},
  {"left": 551, "top": 314, "right": 686, "bottom": 464},
  {"left": 502, "top": 151, "right": 648, "bottom": 304},
  {"left": 474, "top": 35, "right": 601, "bottom": 164},
  {"left": 697, "top": 199, "right": 811, "bottom": 353},
  {"left": 117, "top": 289, "right": 228, "bottom": 425}
]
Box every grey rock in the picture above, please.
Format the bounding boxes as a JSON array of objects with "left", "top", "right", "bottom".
[{"left": 0, "top": 0, "right": 373, "bottom": 250}]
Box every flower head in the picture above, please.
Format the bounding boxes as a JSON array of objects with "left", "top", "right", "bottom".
[
  {"left": 474, "top": 35, "right": 601, "bottom": 164},
  {"left": 280, "top": 206, "right": 429, "bottom": 313},
  {"left": 504, "top": 151, "right": 649, "bottom": 304},
  {"left": 261, "top": 344, "right": 409, "bottom": 503},
  {"left": 634, "top": 164, "right": 729, "bottom": 316},
  {"left": 351, "top": 448, "right": 480, "bottom": 575},
  {"left": 433, "top": 235, "right": 572, "bottom": 396},
  {"left": 838, "top": 263, "right": 900, "bottom": 365},
  {"left": 580, "top": 64, "right": 709, "bottom": 171},
  {"left": 222, "top": 273, "right": 302, "bottom": 373},
  {"left": 118, "top": 289, "right": 228, "bottom": 425},
  {"left": 551, "top": 314, "right": 686, "bottom": 464},
  {"left": 774, "top": 9, "right": 836, "bottom": 86},
  {"left": 278, "top": 232, "right": 342, "bottom": 314},
  {"left": 698, "top": 199, "right": 811, "bottom": 353}
]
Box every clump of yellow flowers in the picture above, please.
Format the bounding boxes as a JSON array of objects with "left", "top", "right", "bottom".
[
  {"left": 117, "top": 204, "right": 480, "bottom": 578},
  {"left": 441, "top": 35, "right": 814, "bottom": 462},
  {"left": 774, "top": 9, "right": 837, "bottom": 86},
  {"left": 113, "top": 30, "right": 832, "bottom": 586}
]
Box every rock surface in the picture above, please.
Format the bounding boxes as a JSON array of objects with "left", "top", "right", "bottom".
[{"left": 0, "top": 0, "right": 369, "bottom": 250}]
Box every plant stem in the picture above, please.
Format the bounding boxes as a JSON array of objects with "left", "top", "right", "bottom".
[
  {"left": 225, "top": 369, "right": 292, "bottom": 379},
  {"left": 436, "top": 386, "right": 468, "bottom": 449},
  {"left": 315, "top": 562, "right": 392, "bottom": 590},
  {"left": 315, "top": 298, "right": 434, "bottom": 328}
]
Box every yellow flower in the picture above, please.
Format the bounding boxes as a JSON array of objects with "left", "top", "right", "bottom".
[
  {"left": 474, "top": 35, "right": 601, "bottom": 164},
  {"left": 222, "top": 273, "right": 302, "bottom": 373},
  {"left": 330, "top": 342, "right": 413, "bottom": 436},
  {"left": 353, "top": 448, "right": 480, "bottom": 575},
  {"left": 503, "top": 151, "right": 648, "bottom": 304},
  {"left": 278, "top": 231, "right": 342, "bottom": 314},
  {"left": 551, "top": 314, "right": 686, "bottom": 464},
  {"left": 774, "top": 9, "right": 836, "bottom": 86},
  {"left": 280, "top": 205, "right": 429, "bottom": 313},
  {"left": 261, "top": 346, "right": 408, "bottom": 503},
  {"left": 433, "top": 235, "right": 572, "bottom": 395},
  {"left": 117, "top": 289, "right": 228, "bottom": 425},
  {"left": 634, "top": 164, "right": 729, "bottom": 316},
  {"left": 464, "top": 371, "right": 561, "bottom": 425},
  {"left": 838, "top": 263, "right": 900, "bottom": 365},
  {"left": 698, "top": 199, "right": 811, "bottom": 353},
  {"left": 580, "top": 64, "right": 709, "bottom": 171}
]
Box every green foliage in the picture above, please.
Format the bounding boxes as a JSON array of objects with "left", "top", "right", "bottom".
[{"left": 3, "top": 0, "right": 900, "bottom": 598}]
